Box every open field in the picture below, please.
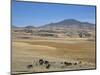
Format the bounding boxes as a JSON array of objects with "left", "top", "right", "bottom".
[
  {"left": 12, "top": 35, "right": 96, "bottom": 74},
  {"left": 12, "top": 1, "right": 96, "bottom": 74}
]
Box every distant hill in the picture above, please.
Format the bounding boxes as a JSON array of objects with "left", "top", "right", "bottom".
[
  {"left": 12, "top": 25, "right": 18, "bottom": 28},
  {"left": 40, "top": 19, "right": 95, "bottom": 29},
  {"left": 12, "top": 25, "right": 35, "bottom": 28},
  {"left": 24, "top": 26, "right": 36, "bottom": 30}
]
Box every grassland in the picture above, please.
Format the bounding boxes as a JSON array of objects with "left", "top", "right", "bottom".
[{"left": 12, "top": 35, "right": 96, "bottom": 74}]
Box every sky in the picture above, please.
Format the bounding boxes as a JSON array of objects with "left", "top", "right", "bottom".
[{"left": 12, "top": 0, "right": 96, "bottom": 27}]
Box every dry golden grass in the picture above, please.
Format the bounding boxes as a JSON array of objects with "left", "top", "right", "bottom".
[{"left": 12, "top": 37, "right": 96, "bottom": 74}]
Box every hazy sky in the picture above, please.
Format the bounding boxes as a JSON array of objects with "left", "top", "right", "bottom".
[{"left": 12, "top": 0, "right": 96, "bottom": 27}]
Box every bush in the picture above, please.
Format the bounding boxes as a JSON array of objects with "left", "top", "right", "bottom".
[
  {"left": 64, "top": 62, "right": 72, "bottom": 66},
  {"left": 27, "top": 64, "right": 33, "bottom": 69},
  {"left": 39, "top": 59, "right": 44, "bottom": 65},
  {"left": 46, "top": 64, "right": 51, "bottom": 69},
  {"left": 44, "top": 60, "right": 49, "bottom": 64}
]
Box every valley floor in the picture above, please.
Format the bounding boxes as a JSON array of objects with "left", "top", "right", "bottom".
[{"left": 12, "top": 37, "right": 96, "bottom": 74}]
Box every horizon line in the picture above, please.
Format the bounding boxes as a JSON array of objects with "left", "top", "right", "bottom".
[{"left": 12, "top": 18, "right": 95, "bottom": 27}]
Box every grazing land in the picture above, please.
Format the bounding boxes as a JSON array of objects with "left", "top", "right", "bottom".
[{"left": 12, "top": 21, "right": 96, "bottom": 74}]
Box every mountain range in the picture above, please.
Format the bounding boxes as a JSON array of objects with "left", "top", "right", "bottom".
[
  {"left": 12, "top": 19, "right": 95, "bottom": 29},
  {"left": 40, "top": 19, "right": 95, "bottom": 29}
]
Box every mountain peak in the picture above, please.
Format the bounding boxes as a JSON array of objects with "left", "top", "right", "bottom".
[
  {"left": 25, "top": 25, "right": 35, "bottom": 29},
  {"left": 58, "top": 19, "right": 81, "bottom": 25},
  {"left": 40, "top": 19, "right": 95, "bottom": 28}
]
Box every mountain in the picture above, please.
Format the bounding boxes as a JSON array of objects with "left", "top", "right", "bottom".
[
  {"left": 40, "top": 19, "right": 95, "bottom": 29},
  {"left": 25, "top": 25, "right": 35, "bottom": 29}
]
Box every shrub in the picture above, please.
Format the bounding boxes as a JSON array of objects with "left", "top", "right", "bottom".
[
  {"left": 64, "top": 62, "right": 72, "bottom": 66},
  {"left": 39, "top": 59, "right": 44, "bottom": 65},
  {"left": 46, "top": 64, "right": 51, "bottom": 69},
  {"left": 73, "top": 62, "right": 77, "bottom": 65},
  {"left": 27, "top": 64, "right": 33, "bottom": 69},
  {"left": 44, "top": 60, "right": 49, "bottom": 64}
]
